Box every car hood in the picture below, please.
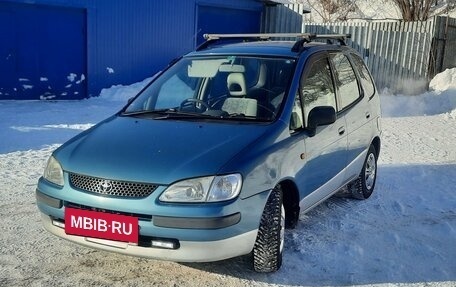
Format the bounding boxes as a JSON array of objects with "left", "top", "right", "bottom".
[{"left": 54, "top": 115, "right": 270, "bottom": 185}]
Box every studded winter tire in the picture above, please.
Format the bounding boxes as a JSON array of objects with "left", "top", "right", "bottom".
[
  {"left": 252, "top": 185, "right": 285, "bottom": 272},
  {"left": 350, "top": 145, "right": 378, "bottom": 200}
]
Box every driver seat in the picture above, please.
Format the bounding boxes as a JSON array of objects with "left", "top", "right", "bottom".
[{"left": 222, "top": 73, "right": 257, "bottom": 117}]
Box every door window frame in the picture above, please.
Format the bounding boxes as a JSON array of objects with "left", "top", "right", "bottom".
[
  {"left": 328, "top": 51, "right": 364, "bottom": 112},
  {"left": 292, "top": 52, "right": 339, "bottom": 130}
]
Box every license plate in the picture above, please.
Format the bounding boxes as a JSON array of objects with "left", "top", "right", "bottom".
[{"left": 65, "top": 207, "right": 139, "bottom": 244}]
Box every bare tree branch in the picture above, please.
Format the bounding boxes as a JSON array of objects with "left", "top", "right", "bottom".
[
  {"left": 306, "top": 0, "right": 358, "bottom": 22},
  {"left": 392, "top": 0, "right": 434, "bottom": 21}
]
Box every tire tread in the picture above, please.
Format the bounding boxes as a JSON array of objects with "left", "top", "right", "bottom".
[
  {"left": 350, "top": 145, "right": 377, "bottom": 200},
  {"left": 252, "top": 185, "right": 283, "bottom": 272}
]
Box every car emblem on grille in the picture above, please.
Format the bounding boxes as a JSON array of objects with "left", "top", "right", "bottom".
[{"left": 98, "top": 180, "right": 113, "bottom": 194}]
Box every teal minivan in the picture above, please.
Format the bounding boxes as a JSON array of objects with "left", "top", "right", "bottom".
[{"left": 36, "top": 34, "right": 381, "bottom": 272}]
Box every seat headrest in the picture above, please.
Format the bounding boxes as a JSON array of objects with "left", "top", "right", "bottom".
[{"left": 227, "top": 73, "right": 246, "bottom": 96}]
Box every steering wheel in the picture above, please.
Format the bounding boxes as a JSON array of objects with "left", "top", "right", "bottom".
[
  {"left": 179, "top": 98, "right": 210, "bottom": 111},
  {"left": 208, "top": 95, "right": 229, "bottom": 109}
]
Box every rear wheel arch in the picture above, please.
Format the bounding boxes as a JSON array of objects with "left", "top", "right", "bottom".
[
  {"left": 350, "top": 144, "right": 378, "bottom": 200},
  {"left": 371, "top": 136, "right": 381, "bottom": 159}
]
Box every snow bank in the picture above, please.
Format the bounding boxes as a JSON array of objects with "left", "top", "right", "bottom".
[
  {"left": 380, "top": 90, "right": 456, "bottom": 118},
  {"left": 429, "top": 68, "right": 456, "bottom": 92},
  {"left": 381, "top": 68, "right": 456, "bottom": 118},
  {"left": 98, "top": 76, "right": 153, "bottom": 102}
]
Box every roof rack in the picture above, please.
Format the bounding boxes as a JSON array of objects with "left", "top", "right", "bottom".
[
  {"left": 203, "top": 33, "right": 313, "bottom": 41},
  {"left": 291, "top": 34, "right": 352, "bottom": 52},
  {"left": 197, "top": 33, "right": 351, "bottom": 52},
  {"left": 314, "top": 34, "right": 352, "bottom": 45}
]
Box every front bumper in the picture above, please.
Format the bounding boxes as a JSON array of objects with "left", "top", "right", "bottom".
[
  {"left": 40, "top": 213, "right": 257, "bottom": 262},
  {"left": 36, "top": 176, "right": 270, "bottom": 262}
]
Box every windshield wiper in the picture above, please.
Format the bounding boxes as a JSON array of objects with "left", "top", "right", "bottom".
[
  {"left": 121, "top": 108, "right": 176, "bottom": 116},
  {"left": 222, "top": 113, "right": 270, "bottom": 122},
  {"left": 122, "top": 109, "right": 270, "bottom": 122},
  {"left": 153, "top": 112, "right": 218, "bottom": 120},
  {"left": 122, "top": 109, "right": 218, "bottom": 120}
]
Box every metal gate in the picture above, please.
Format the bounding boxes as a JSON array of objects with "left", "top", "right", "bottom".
[
  {"left": 196, "top": 5, "right": 261, "bottom": 46},
  {"left": 0, "top": 2, "right": 86, "bottom": 100}
]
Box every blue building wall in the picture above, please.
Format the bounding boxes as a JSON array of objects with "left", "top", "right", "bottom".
[{"left": 0, "top": 0, "right": 263, "bottom": 100}]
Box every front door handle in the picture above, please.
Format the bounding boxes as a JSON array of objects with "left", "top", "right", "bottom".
[
  {"left": 338, "top": 126, "right": 345, "bottom": 135},
  {"left": 366, "top": 112, "right": 371, "bottom": 119}
]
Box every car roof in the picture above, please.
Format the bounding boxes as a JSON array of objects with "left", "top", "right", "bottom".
[{"left": 186, "top": 40, "right": 349, "bottom": 58}]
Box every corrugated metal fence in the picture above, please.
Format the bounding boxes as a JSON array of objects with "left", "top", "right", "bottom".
[
  {"left": 432, "top": 16, "right": 456, "bottom": 73},
  {"left": 262, "top": 5, "right": 456, "bottom": 93},
  {"left": 262, "top": 4, "right": 303, "bottom": 33},
  {"left": 304, "top": 20, "right": 435, "bottom": 93}
]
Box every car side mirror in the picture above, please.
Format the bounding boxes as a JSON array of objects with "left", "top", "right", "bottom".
[{"left": 307, "top": 106, "right": 336, "bottom": 137}]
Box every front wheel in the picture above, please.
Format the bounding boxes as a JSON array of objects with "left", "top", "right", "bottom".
[
  {"left": 252, "top": 185, "right": 285, "bottom": 273},
  {"left": 351, "top": 145, "right": 378, "bottom": 200}
]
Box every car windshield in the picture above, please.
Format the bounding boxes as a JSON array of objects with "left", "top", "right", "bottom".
[{"left": 123, "top": 55, "right": 296, "bottom": 122}]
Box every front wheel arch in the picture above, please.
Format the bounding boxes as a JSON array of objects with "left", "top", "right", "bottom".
[
  {"left": 279, "top": 180, "right": 300, "bottom": 229},
  {"left": 252, "top": 184, "right": 285, "bottom": 272}
]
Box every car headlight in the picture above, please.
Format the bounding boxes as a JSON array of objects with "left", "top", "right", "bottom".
[
  {"left": 43, "top": 156, "right": 64, "bottom": 186},
  {"left": 159, "top": 174, "right": 242, "bottom": 203}
]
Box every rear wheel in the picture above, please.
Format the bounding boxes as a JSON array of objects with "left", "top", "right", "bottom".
[
  {"left": 252, "top": 185, "right": 285, "bottom": 273},
  {"left": 351, "top": 145, "right": 378, "bottom": 200}
]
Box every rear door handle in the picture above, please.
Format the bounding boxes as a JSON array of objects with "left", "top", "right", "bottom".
[
  {"left": 366, "top": 112, "right": 371, "bottom": 119},
  {"left": 338, "top": 126, "right": 345, "bottom": 135}
]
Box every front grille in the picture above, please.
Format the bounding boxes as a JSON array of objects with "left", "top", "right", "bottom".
[{"left": 69, "top": 173, "right": 158, "bottom": 198}]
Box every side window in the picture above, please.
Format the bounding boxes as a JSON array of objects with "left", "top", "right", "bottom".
[
  {"left": 300, "top": 57, "right": 337, "bottom": 126},
  {"left": 350, "top": 54, "right": 375, "bottom": 98},
  {"left": 330, "top": 53, "right": 360, "bottom": 110}
]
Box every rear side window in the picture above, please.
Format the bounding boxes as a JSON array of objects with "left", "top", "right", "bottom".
[
  {"left": 330, "top": 53, "right": 360, "bottom": 110},
  {"left": 350, "top": 54, "right": 375, "bottom": 98}
]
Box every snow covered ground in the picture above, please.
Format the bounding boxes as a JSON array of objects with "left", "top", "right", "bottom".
[{"left": 0, "top": 69, "right": 455, "bottom": 287}]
